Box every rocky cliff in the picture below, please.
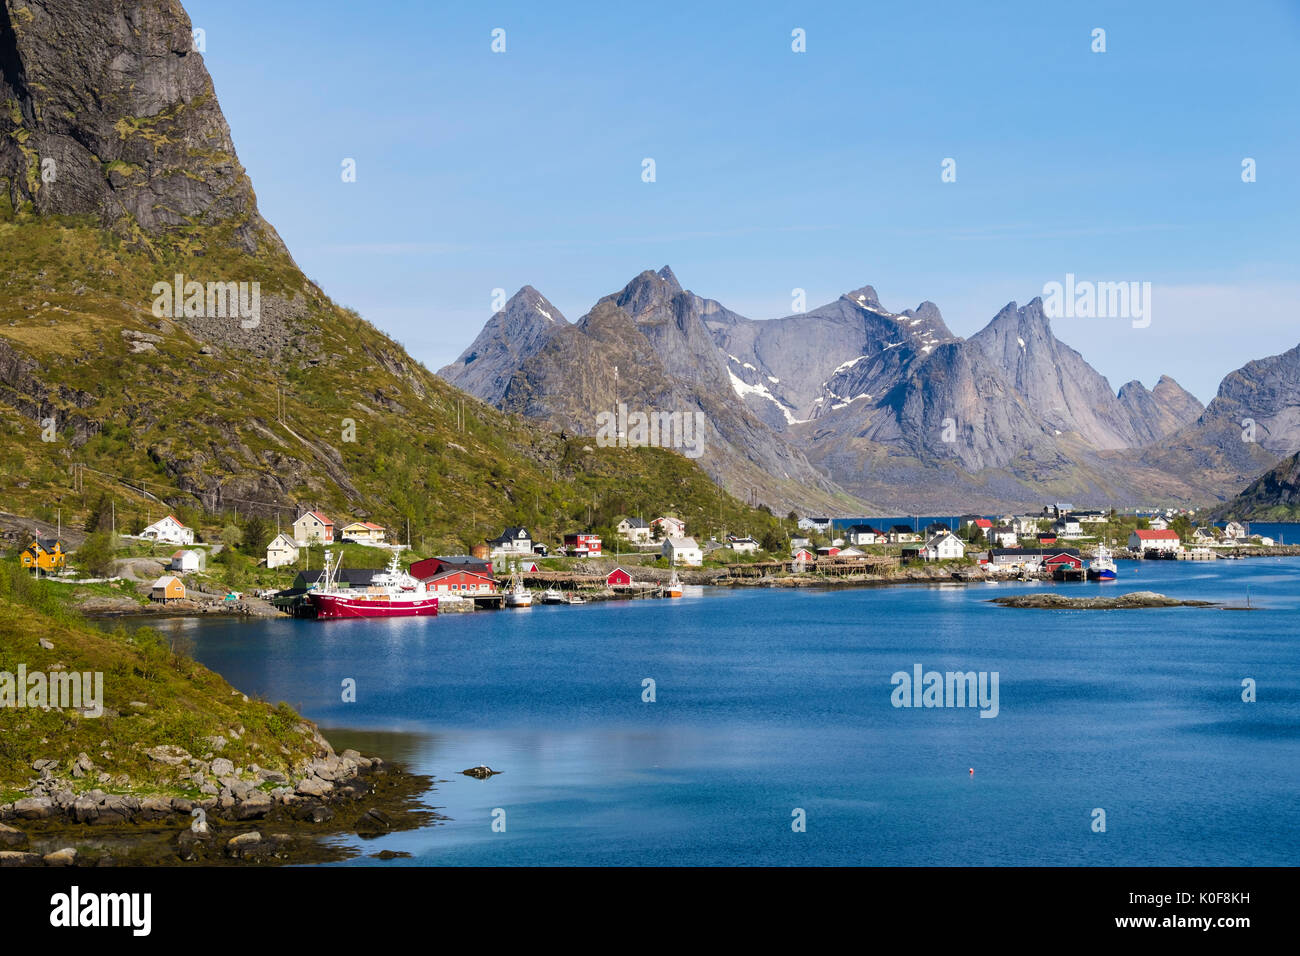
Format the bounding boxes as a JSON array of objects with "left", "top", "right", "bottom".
[{"left": 0, "top": 0, "right": 284, "bottom": 255}]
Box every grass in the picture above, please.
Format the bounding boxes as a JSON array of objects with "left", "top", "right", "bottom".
[
  {"left": 0, "top": 561, "right": 318, "bottom": 796},
  {"left": 0, "top": 215, "right": 790, "bottom": 560}
]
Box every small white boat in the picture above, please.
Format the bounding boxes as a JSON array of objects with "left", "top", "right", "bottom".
[
  {"left": 505, "top": 572, "right": 533, "bottom": 607},
  {"left": 567, "top": 594, "right": 587, "bottom": 605},
  {"left": 666, "top": 572, "right": 683, "bottom": 598},
  {"left": 541, "top": 588, "right": 566, "bottom": 604}
]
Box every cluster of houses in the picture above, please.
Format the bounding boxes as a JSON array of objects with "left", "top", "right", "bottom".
[
  {"left": 791, "top": 520, "right": 967, "bottom": 564},
  {"left": 265, "top": 511, "right": 391, "bottom": 568},
  {"left": 485, "top": 516, "right": 709, "bottom": 567}
]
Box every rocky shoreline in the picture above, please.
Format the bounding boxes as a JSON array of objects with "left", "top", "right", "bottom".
[
  {"left": 989, "top": 590, "right": 1218, "bottom": 609},
  {"left": 0, "top": 727, "right": 436, "bottom": 866}
]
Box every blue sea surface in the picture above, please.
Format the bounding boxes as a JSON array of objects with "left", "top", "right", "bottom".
[{"left": 143, "top": 557, "right": 1300, "bottom": 866}]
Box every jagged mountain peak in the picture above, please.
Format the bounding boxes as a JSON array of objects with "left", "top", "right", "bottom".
[
  {"left": 609, "top": 267, "right": 685, "bottom": 318},
  {"left": 504, "top": 285, "right": 566, "bottom": 323},
  {"left": 841, "top": 285, "right": 881, "bottom": 308},
  {"left": 656, "top": 265, "right": 682, "bottom": 290}
]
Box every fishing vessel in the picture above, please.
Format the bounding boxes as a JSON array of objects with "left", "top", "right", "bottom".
[
  {"left": 505, "top": 572, "right": 533, "bottom": 607},
  {"left": 666, "top": 571, "right": 683, "bottom": 598},
  {"left": 541, "top": 588, "right": 566, "bottom": 604},
  {"left": 307, "top": 550, "right": 438, "bottom": 619},
  {"left": 1087, "top": 544, "right": 1118, "bottom": 581}
]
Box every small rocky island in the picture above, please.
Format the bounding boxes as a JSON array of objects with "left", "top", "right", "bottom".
[{"left": 990, "top": 590, "right": 1217, "bottom": 609}]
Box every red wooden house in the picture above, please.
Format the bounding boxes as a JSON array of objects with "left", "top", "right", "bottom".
[{"left": 606, "top": 566, "right": 633, "bottom": 587}]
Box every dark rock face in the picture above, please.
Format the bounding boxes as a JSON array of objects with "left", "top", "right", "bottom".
[
  {"left": 439, "top": 286, "right": 567, "bottom": 406},
  {"left": 1212, "top": 450, "right": 1300, "bottom": 518},
  {"left": 0, "top": 0, "right": 284, "bottom": 254},
  {"left": 1117, "top": 375, "right": 1205, "bottom": 446},
  {"left": 969, "top": 299, "right": 1141, "bottom": 450},
  {"left": 442, "top": 267, "right": 1261, "bottom": 510}
]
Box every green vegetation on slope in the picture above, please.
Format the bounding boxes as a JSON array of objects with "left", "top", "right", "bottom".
[
  {"left": 0, "top": 562, "right": 315, "bottom": 799},
  {"left": 0, "top": 212, "right": 788, "bottom": 551}
]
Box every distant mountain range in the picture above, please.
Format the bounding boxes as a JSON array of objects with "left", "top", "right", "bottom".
[{"left": 441, "top": 268, "right": 1300, "bottom": 513}]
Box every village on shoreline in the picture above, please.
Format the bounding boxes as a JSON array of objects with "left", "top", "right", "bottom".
[{"left": 6, "top": 501, "right": 1296, "bottom": 620}]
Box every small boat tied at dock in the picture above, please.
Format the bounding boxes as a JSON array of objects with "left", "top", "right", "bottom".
[
  {"left": 1087, "top": 544, "right": 1118, "bottom": 581},
  {"left": 541, "top": 587, "right": 566, "bottom": 605},
  {"left": 307, "top": 550, "right": 439, "bottom": 619},
  {"left": 666, "top": 571, "right": 683, "bottom": 598},
  {"left": 505, "top": 570, "right": 533, "bottom": 607}
]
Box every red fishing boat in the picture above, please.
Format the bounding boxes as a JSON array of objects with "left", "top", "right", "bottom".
[{"left": 307, "top": 550, "right": 438, "bottom": 619}]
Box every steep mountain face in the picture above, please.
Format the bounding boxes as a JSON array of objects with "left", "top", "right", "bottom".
[
  {"left": 1139, "top": 343, "right": 1300, "bottom": 501},
  {"left": 0, "top": 0, "right": 791, "bottom": 550},
  {"left": 704, "top": 287, "right": 956, "bottom": 429},
  {"left": 439, "top": 286, "right": 566, "bottom": 406},
  {"left": 1211, "top": 450, "right": 1300, "bottom": 520},
  {"left": 444, "top": 268, "right": 1260, "bottom": 511},
  {"left": 968, "top": 299, "right": 1144, "bottom": 449},
  {"left": 0, "top": 0, "right": 283, "bottom": 255},
  {"left": 1117, "top": 375, "right": 1205, "bottom": 446},
  {"left": 495, "top": 273, "right": 863, "bottom": 515}
]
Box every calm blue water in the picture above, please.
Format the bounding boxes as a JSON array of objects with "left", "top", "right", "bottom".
[{"left": 138, "top": 558, "right": 1300, "bottom": 866}]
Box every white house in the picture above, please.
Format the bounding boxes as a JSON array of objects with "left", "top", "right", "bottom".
[
  {"left": 797, "top": 517, "right": 833, "bottom": 534},
  {"left": 1130, "top": 529, "right": 1181, "bottom": 553},
  {"left": 663, "top": 536, "right": 703, "bottom": 567},
  {"left": 727, "top": 535, "right": 760, "bottom": 554},
  {"left": 1053, "top": 516, "right": 1083, "bottom": 538},
  {"left": 790, "top": 536, "right": 811, "bottom": 549},
  {"left": 923, "top": 531, "right": 966, "bottom": 562},
  {"left": 616, "top": 517, "right": 653, "bottom": 544},
  {"left": 1011, "top": 515, "right": 1040, "bottom": 536},
  {"left": 293, "top": 510, "right": 334, "bottom": 546},
  {"left": 169, "top": 549, "right": 204, "bottom": 573},
  {"left": 487, "top": 526, "right": 533, "bottom": 556},
  {"left": 845, "top": 524, "right": 884, "bottom": 546},
  {"left": 1147, "top": 515, "right": 1169, "bottom": 531},
  {"left": 266, "top": 533, "right": 299, "bottom": 569},
  {"left": 652, "top": 516, "right": 687, "bottom": 538},
  {"left": 990, "top": 526, "right": 1019, "bottom": 548},
  {"left": 141, "top": 514, "right": 194, "bottom": 546},
  {"left": 1223, "top": 521, "right": 1248, "bottom": 541}
]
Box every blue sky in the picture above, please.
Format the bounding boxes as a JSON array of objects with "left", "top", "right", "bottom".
[{"left": 188, "top": 0, "right": 1299, "bottom": 403}]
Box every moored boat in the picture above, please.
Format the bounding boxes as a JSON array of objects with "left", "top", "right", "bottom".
[
  {"left": 1087, "top": 544, "right": 1118, "bottom": 581},
  {"left": 505, "top": 572, "right": 533, "bottom": 607},
  {"left": 666, "top": 571, "right": 683, "bottom": 598},
  {"left": 541, "top": 588, "right": 566, "bottom": 604},
  {"left": 307, "top": 550, "right": 438, "bottom": 619}
]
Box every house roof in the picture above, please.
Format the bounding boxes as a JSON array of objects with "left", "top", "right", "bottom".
[
  {"left": 151, "top": 575, "right": 183, "bottom": 588},
  {"left": 618, "top": 517, "right": 650, "bottom": 528},
  {"left": 665, "top": 536, "right": 698, "bottom": 549},
  {"left": 297, "top": 510, "right": 333, "bottom": 526},
  {"left": 926, "top": 531, "right": 963, "bottom": 547},
  {"left": 268, "top": 533, "right": 298, "bottom": 547},
  {"left": 295, "top": 568, "right": 384, "bottom": 586},
  {"left": 147, "top": 514, "right": 188, "bottom": 529},
  {"left": 1133, "top": 529, "right": 1180, "bottom": 540},
  {"left": 973, "top": 519, "right": 994, "bottom": 528},
  {"left": 29, "top": 537, "right": 60, "bottom": 551},
  {"left": 487, "top": 526, "right": 531, "bottom": 544},
  {"left": 423, "top": 568, "right": 495, "bottom": 584}
]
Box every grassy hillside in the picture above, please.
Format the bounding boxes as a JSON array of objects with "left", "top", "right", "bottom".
[
  {"left": 0, "top": 208, "right": 789, "bottom": 551},
  {"left": 0, "top": 561, "right": 316, "bottom": 801}
]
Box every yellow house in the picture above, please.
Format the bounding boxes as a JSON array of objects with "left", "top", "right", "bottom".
[
  {"left": 150, "top": 575, "right": 186, "bottom": 603},
  {"left": 340, "top": 521, "right": 386, "bottom": 545},
  {"left": 19, "top": 537, "right": 65, "bottom": 574}
]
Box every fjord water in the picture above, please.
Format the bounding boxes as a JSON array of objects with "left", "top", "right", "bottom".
[{"left": 155, "top": 557, "right": 1300, "bottom": 866}]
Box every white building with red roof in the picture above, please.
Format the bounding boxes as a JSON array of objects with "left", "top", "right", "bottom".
[
  {"left": 1129, "top": 528, "right": 1181, "bottom": 553},
  {"left": 293, "top": 510, "right": 334, "bottom": 546}
]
